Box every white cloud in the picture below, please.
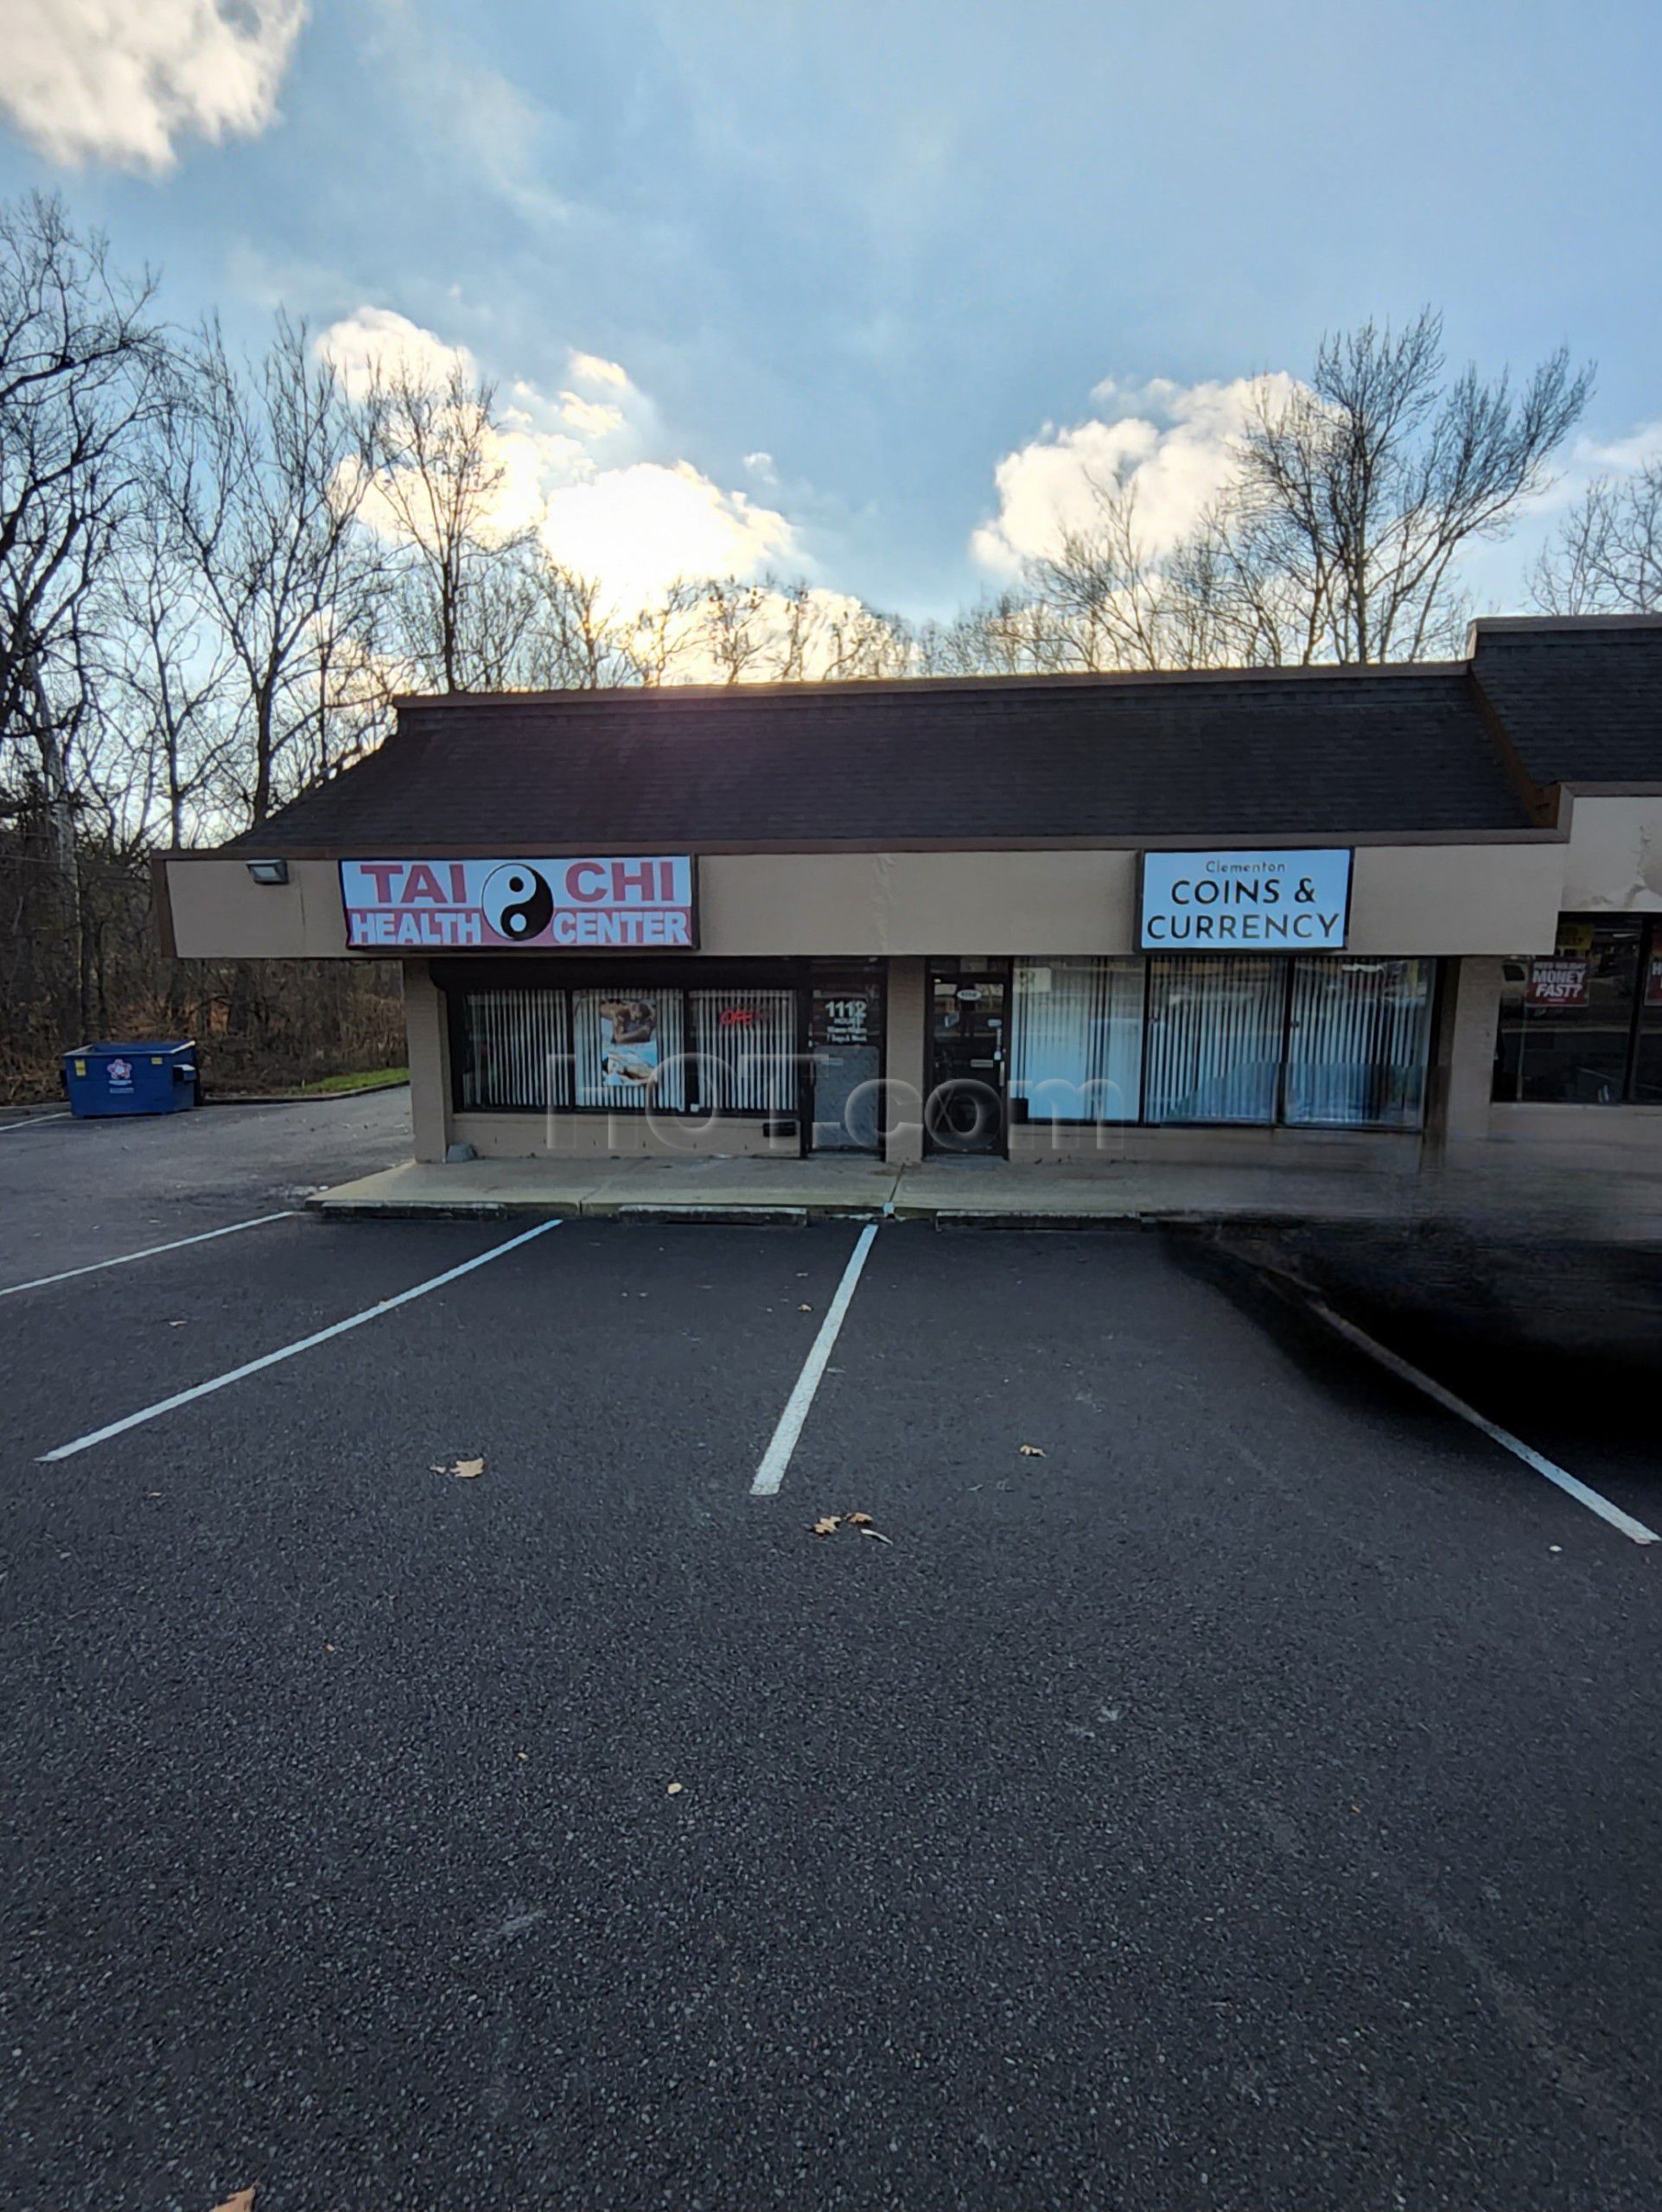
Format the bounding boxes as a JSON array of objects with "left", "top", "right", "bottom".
[
  {"left": 556, "top": 393, "right": 629, "bottom": 442},
  {"left": 1570, "top": 421, "right": 1662, "bottom": 474},
  {"left": 568, "top": 353, "right": 631, "bottom": 391},
  {"left": 541, "top": 463, "right": 795, "bottom": 606},
  {"left": 0, "top": 0, "right": 307, "bottom": 173},
  {"left": 320, "top": 305, "right": 475, "bottom": 399},
  {"left": 318, "top": 306, "right": 799, "bottom": 613},
  {"left": 972, "top": 373, "right": 1300, "bottom": 574}
]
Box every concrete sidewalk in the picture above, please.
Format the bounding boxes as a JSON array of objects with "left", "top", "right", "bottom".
[{"left": 309, "top": 1149, "right": 1662, "bottom": 1243}]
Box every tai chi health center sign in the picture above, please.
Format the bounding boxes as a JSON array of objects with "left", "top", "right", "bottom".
[
  {"left": 1139, "top": 849, "right": 1353, "bottom": 951},
  {"left": 341, "top": 857, "right": 697, "bottom": 950}
]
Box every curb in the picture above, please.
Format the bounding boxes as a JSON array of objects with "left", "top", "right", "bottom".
[{"left": 207, "top": 1079, "right": 411, "bottom": 1106}]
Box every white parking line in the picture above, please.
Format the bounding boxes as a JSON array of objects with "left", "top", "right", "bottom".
[
  {"left": 39, "top": 1217, "right": 564, "bottom": 1462},
  {"left": 0, "top": 1111, "right": 70, "bottom": 1135},
  {"left": 0, "top": 1211, "right": 297, "bottom": 1301},
  {"left": 1312, "top": 1300, "right": 1659, "bottom": 1548},
  {"left": 751, "top": 1223, "right": 878, "bottom": 1497}
]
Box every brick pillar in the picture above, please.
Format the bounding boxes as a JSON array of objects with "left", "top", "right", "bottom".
[
  {"left": 884, "top": 957, "right": 927, "bottom": 1166},
  {"left": 402, "top": 960, "right": 453, "bottom": 1163},
  {"left": 1427, "top": 956, "right": 1500, "bottom": 1158}
]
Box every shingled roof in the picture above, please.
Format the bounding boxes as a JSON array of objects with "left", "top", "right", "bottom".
[
  {"left": 226, "top": 660, "right": 1545, "bottom": 855},
  {"left": 1470, "top": 615, "right": 1662, "bottom": 790}
]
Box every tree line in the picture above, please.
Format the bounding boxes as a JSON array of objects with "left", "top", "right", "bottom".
[{"left": 2, "top": 190, "right": 1650, "bottom": 1093}]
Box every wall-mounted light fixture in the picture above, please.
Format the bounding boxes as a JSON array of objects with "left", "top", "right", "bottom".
[{"left": 245, "top": 859, "right": 290, "bottom": 886}]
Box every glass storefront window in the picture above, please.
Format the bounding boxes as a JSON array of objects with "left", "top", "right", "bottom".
[
  {"left": 571, "top": 989, "right": 687, "bottom": 1111},
  {"left": 1144, "top": 956, "right": 1283, "bottom": 1124},
  {"left": 1493, "top": 918, "right": 1651, "bottom": 1104},
  {"left": 1009, "top": 958, "right": 1143, "bottom": 1124},
  {"left": 1009, "top": 953, "right": 1436, "bottom": 1129},
  {"left": 451, "top": 977, "right": 798, "bottom": 1117},
  {"left": 1636, "top": 944, "right": 1662, "bottom": 1104},
  {"left": 1283, "top": 957, "right": 1435, "bottom": 1128},
  {"left": 688, "top": 989, "right": 799, "bottom": 1114},
  {"left": 457, "top": 987, "right": 570, "bottom": 1111}
]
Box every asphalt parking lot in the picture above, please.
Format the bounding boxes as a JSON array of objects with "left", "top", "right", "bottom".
[{"left": 2, "top": 1103, "right": 1659, "bottom": 2212}]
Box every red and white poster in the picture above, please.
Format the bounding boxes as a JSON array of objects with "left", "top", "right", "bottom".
[
  {"left": 340, "top": 857, "right": 696, "bottom": 950},
  {"left": 1525, "top": 956, "right": 1591, "bottom": 1008}
]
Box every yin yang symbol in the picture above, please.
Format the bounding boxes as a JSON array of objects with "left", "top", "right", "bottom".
[{"left": 481, "top": 863, "right": 554, "bottom": 942}]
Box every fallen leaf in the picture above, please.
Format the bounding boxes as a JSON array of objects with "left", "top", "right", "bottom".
[
  {"left": 1017, "top": 1444, "right": 1047, "bottom": 1459},
  {"left": 810, "top": 1516, "right": 842, "bottom": 1536},
  {"left": 846, "top": 1511, "right": 874, "bottom": 1526},
  {"left": 210, "top": 2191, "right": 256, "bottom": 2212},
  {"left": 666, "top": 1781, "right": 685, "bottom": 1796},
  {"left": 798, "top": 1303, "right": 813, "bottom": 1313},
  {"left": 452, "top": 1458, "right": 486, "bottom": 1479},
  {"left": 860, "top": 1528, "right": 895, "bottom": 1545}
]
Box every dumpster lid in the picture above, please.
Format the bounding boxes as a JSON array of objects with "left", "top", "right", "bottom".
[{"left": 67, "top": 1039, "right": 196, "bottom": 1056}]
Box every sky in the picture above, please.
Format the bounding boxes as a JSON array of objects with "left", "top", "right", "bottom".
[{"left": 0, "top": 0, "right": 1659, "bottom": 625}]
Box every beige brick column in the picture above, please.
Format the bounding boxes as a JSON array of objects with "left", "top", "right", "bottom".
[
  {"left": 1427, "top": 956, "right": 1501, "bottom": 1157},
  {"left": 884, "top": 957, "right": 927, "bottom": 1166},
  {"left": 401, "top": 960, "right": 453, "bottom": 1163}
]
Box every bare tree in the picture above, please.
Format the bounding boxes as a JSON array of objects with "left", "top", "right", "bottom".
[
  {"left": 1532, "top": 462, "right": 1662, "bottom": 614},
  {"left": 363, "top": 354, "right": 533, "bottom": 693},
  {"left": 0, "top": 194, "right": 169, "bottom": 1029},
  {"left": 518, "top": 558, "right": 636, "bottom": 688},
  {"left": 103, "top": 486, "right": 237, "bottom": 847},
  {"left": 817, "top": 594, "right": 914, "bottom": 680},
  {"left": 1022, "top": 474, "right": 1189, "bottom": 671},
  {"left": 159, "top": 314, "right": 382, "bottom": 825},
  {"left": 1232, "top": 309, "right": 1592, "bottom": 663},
  {"left": 625, "top": 579, "right": 704, "bottom": 687}
]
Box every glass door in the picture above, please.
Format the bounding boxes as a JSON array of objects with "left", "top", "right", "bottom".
[
  {"left": 809, "top": 971, "right": 885, "bottom": 1154},
  {"left": 927, "top": 967, "right": 1009, "bottom": 1154}
]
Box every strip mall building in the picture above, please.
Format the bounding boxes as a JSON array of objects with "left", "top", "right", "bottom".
[{"left": 157, "top": 614, "right": 1662, "bottom": 1174}]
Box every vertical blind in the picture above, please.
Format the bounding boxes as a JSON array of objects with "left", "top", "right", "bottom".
[
  {"left": 1011, "top": 954, "right": 1436, "bottom": 1129},
  {"left": 458, "top": 988, "right": 571, "bottom": 1110},
  {"left": 1009, "top": 959, "right": 1144, "bottom": 1123},
  {"left": 1144, "top": 956, "right": 1284, "bottom": 1124},
  {"left": 455, "top": 982, "right": 799, "bottom": 1116},
  {"left": 688, "top": 989, "right": 799, "bottom": 1113},
  {"left": 1284, "top": 958, "right": 1434, "bottom": 1128}
]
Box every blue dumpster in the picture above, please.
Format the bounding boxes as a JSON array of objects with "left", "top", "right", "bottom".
[{"left": 63, "top": 1040, "right": 198, "bottom": 1119}]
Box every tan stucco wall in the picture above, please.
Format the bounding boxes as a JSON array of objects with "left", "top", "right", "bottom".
[
  {"left": 164, "top": 838, "right": 1573, "bottom": 962},
  {"left": 166, "top": 857, "right": 349, "bottom": 958},
  {"left": 1346, "top": 845, "right": 1563, "bottom": 954},
  {"left": 1560, "top": 793, "right": 1662, "bottom": 912},
  {"left": 702, "top": 843, "right": 1568, "bottom": 957}
]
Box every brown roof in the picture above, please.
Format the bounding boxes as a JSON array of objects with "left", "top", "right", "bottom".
[
  {"left": 1470, "top": 615, "right": 1662, "bottom": 791},
  {"left": 222, "top": 654, "right": 1561, "bottom": 855}
]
